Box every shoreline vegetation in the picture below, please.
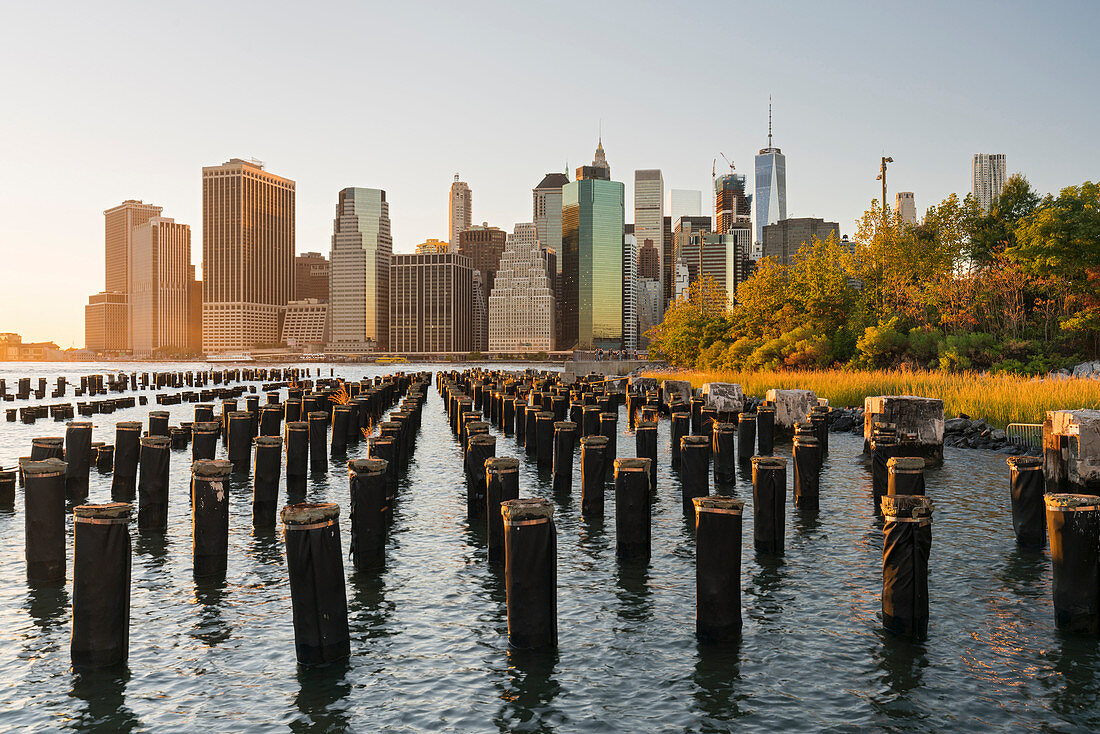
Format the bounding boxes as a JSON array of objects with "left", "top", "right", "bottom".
[{"left": 641, "top": 367, "right": 1100, "bottom": 429}]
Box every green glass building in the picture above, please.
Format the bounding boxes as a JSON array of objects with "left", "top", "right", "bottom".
[{"left": 562, "top": 177, "right": 625, "bottom": 350}]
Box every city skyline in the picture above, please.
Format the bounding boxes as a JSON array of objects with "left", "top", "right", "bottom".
[{"left": 2, "top": 1, "right": 1098, "bottom": 346}]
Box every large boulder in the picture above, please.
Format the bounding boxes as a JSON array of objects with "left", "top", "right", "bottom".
[
  {"left": 628, "top": 376, "right": 659, "bottom": 394},
  {"left": 1045, "top": 409, "right": 1100, "bottom": 492},
  {"left": 1072, "top": 361, "right": 1100, "bottom": 379},
  {"left": 702, "top": 382, "right": 743, "bottom": 413},
  {"left": 765, "top": 389, "right": 818, "bottom": 431},
  {"left": 661, "top": 380, "right": 693, "bottom": 407},
  {"left": 863, "top": 395, "right": 945, "bottom": 465}
]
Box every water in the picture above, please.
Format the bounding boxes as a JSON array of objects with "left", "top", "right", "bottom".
[{"left": 0, "top": 361, "right": 1098, "bottom": 732}]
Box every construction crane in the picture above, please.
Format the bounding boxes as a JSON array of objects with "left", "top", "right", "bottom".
[{"left": 720, "top": 153, "right": 735, "bottom": 171}]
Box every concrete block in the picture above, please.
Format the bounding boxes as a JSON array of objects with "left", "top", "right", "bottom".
[
  {"left": 1046, "top": 409, "right": 1100, "bottom": 491},
  {"left": 863, "top": 395, "right": 945, "bottom": 465},
  {"left": 661, "top": 380, "right": 693, "bottom": 407},
  {"left": 765, "top": 389, "right": 818, "bottom": 431},
  {"left": 702, "top": 382, "right": 744, "bottom": 413}
]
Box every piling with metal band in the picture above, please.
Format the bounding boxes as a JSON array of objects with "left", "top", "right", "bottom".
[
  {"left": 225, "top": 411, "right": 254, "bottom": 473},
  {"left": 532, "top": 411, "right": 553, "bottom": 468},
  {"left": 96, "top": 444, "right": 114, "bottom": 472},
  {"left": 460, "top": 411, "right": 482, "bottom": 452},
  {"left": 579, "top": 405, "right": 599, "bottom": 439},
  {"left": 349, "top": 458, "right": 389, "bottom": 572},
  {"left": 599, "top": 411, "right": 618, "bottom": 459},
  {"left": 887, "top": 456, "right": 925, "bottom": 496},
  {"left": 870, "top": 426, "right": 899, "bottom": 516},
  {"left": 259, "top": 404, "right": 282, "bottom": 437},
  {"left": 694, "top": 496, "right": 745, "bottom": 642},
  {"left": 1008, "top": 456, "right": 1045, "bottom": 548},
  {"left": 286, "top": 421, "right": 309, "bottom": 484},
  {"left": 107, "top": 421, "right": 141, "bottom": 502},
  {"left": 486, "top": 457, "right": 520, "bottom": 566},
  {"left": 308, "top": 411, "right": 328, "bottom": 473},
  {"left": 514, "top": 401, "right": 527, "bottom": 445},
  {"left": 635, "top": 420, "right": 658, "bottom": 490},
  {"left": 689, "top": 396, "right": 704, "bottom": 435},
  {"left": 194, "top": 403, "right": 214, "bottom": 423},
  {"left": 71, "top": 502, "right": 131, "bottom": 669},
  {"left": 737, "top": 413, "right": 757, "bottom": 465},
  {"left": 169, "top": 427, "right": 189, "bottom": 450},
  {"left": 281, "top": 503, "right": 350, "bottom": 666},
  {"left": 284, "top": 399, "right": 302, "bottom": 423},
  {"left": 191, "top": 459, "right": 232, "bottom": 579},
  {"left": 65, "top": 421, "right": 93, "bottom": 500},
  {"left": 811, "top": 406, "right": 830, "bottom": 456},
  {"left": 881, "top": 494, "right": 934, "bottom": 640},
  {"left": 466, "top": 435, "right": 496, "bottom": 521},
  {"left": 552, "top": 421, "right": 577, "bottom": 494},
  {"left": 580, "top": 435, "right": 609, "bottom": 518},
  {"left": 0, "top": 469, "right": 15, "bottom": 508},
  {"left": 148, "top": 411, "right": 170, "bottom": 437},
  {"left": 755, "top": 405, "right": 775, "bottom": 456},
  {"left": 671, "top": 412, "right": 690, "bottom": 467},
  {"left": 253, "top": 436, "right": 282, "bottom": 528},
  {"left": 30, "top": 436, "right": 64, "bottom": 460},
  {"left": 220, "top": 399, "right": 237, "bottom": 442},
  {"left": 1045, "top": 493, "right": 1100, "bottom": 634},
  {"left": 700, "top": 407, "right": 718, "bottom": 441},
  {"left": 793, "top": 434, "right": 822, "bottom": 508},
  {"left": 524, "top": 408, "right": 538, "bottom": 456},
  {"left": 502, "top": 498, "right": 557, "bottom": 649},
  {"left": 502, "top": 397, "right": 515, "bottom": 436},
  {"left": 641, "top": 405, "right": 660, "bottom": 424},
  {"left": 331, "top": 405, "right": 351, "bottom": 455},
  {"left": 137, "top": 436, "right": 171, "bottom": 531},
  {"left": 23, "top": 458, "right": 67, "bottom": 583},
  {"left": 751, "top": 456, "right": 786, "bottom": 555},
  {"left": 681, "top": 435, "right": 710, "bottom": 512},
  {"left": 615, "top": 457, "right": 652, "bottom": 563},
  {"left": 712, "top": 422, "right": 737, "bottom": 485},
  {"left": 191, "top": 421, "right": 219, "bottom": 462}
]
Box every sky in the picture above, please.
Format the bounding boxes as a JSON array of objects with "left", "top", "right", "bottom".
[{"left": 1, "top": 0, "right": 1097, "bottom": 348}]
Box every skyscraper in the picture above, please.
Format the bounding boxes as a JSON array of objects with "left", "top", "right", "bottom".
[
  {"left": 562, "top": 152, "right": 625, "bottom": 350},
  {"left": 575, "top": 138, "right": 611, "bottom": 181},
  {"left": 295, "top": 252, "right": 330, "bottom": 302},
  {"left": 714, "top": 171, "right": 752, "bottom": 235},
  {"left": 104, "top": 200, "right": 163, "bottom": 295},
  {"left": 449, "top": 174, "right": 472, "bottom": 249},
  {"left": 634, "top": 169, "right": 664, "bottom": 310},
  {"left": 754, "top": 102, "right": 787, "bottom": 254},
  {"left": 761, "top": 217, "right": 840, "bottom": 266},
  {"left": 676, "top": 227, "right": 751, "bottom": 307},
  {"left": 623, "top": 232, "right": 638, "bottom": 352},
  {"left": 972, "top": 153, "right": 1007, "bottom": 213},
  {"left": 85, "top": 292, "right": 129, "bottom": 352},
  {"left": 667, "top": 189, "right": 703, "bottom": 224},
  {"left": 129, "top": 217, "right": 192, "bottom": 356},
  {"left": 488, "top": 222, "right": 555, "bottom": 353},
  {"left": 638, "top": 238, "right": 660, "bottom": 280},
  {"left": 459, "top": 223, "right": 507, "bottom": 351},
  {"left": 895, "top": 192, "right": 917, "bottom": 224},
  {"left": 201, "top": 158, "right": 295, "bottom": 353},
  {"left": 328, "top": 187, "right": 392, "bottom": 351},
  {"left": 389, "top": 252, "right": 473, "bottom": 353},
  {"left": 533, "top": 172, "right": 568, "bottom": 272}
]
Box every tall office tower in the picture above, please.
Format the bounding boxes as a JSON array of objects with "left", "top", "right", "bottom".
[
  {"left": 488, "top": 222, "right": 555, "bottom": 353},
  {"left": 415, "top": 238, "right": 451, "bottom": 254},
  {"left": 622, "top": 232, "right": 638, "bottom": 352},
  {"left": 295, "top": 252, "right": 330, "bottom": 301},
  {"left": 895, "top": 192, "right": 917, "bottom": 224},
  {"left": 328, "top": 187, "right": 392, "bottom": 351},
  {"left": 101, "top": 199, "right": 163, "bottom": 350},
  {"left": 449, "top": 174, "right": 472, "bottom": 249},
  {"left": 677, "top": 225, "right": 752, "bottom": 306},
  {"left": 576, "top": 138, "right": 611, "bottom": 182},
  {"left": 715, "top": 171, "right": 752, "bottom": 235},
  {"left": 971, "top": 154, "right": 1007, "bottom": 213},
  {"left": 84, "top": 292, "right": 129, "bottom": 351},
  {"left": 754, "top": 104, "right": 787, "bottom": 257},
  {"left": 201, "top": 158, "right": 295, "bottom": 353},
  {"left": 459, "top": 223, "right": 507, "bottom": 351},
  {"left": 638, "top": 238, "right": 660, "bottom": 280},
  {"left": 562, "top": 174, "right": 625, "bottom": 350},
  {"left": 667, "top": 189, "right": 703, "bottom": 224},
  {"left": 672, "top": 215, "right": 713, "bottom": 269},
  {"left": 389, "top": 252, "right": 473, "bottom": 353},
  {"left": 533, "top": 172, "right": 568, "bottom": 272},
  {"left": 472, "top": 272, "right": 488, "bottom": 352},
  {"left": 637, "top": 278, "right": 662, "bottom": 348},
  {"left": 129, "top": 217, "right": 192, "bottom": 356},
  {"left": 189, "top": 267, "right": 202, "bottom": 353},
  {"left": 761, "top": 217, "right": 840, "bottom": 266},
  {"left": 634, "top": 169, "right": 664, "bottom": 311}
]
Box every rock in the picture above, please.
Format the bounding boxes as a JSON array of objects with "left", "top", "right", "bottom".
[
  {"left": 957, "top": 412, "right": 971, "bottom": 420},
  {"left": 661, "top": 380, "right": 693, "bottom": 408},
  {"left": 945, "top": 417, "right": 969, "bottom": 434},
  {"left": 990, "top": 428, "right": 1007, "bottom": 442},
  {"left": 628, "top": 376, "right": 658, "bottom": 393},
  {"left": 1048, "top": 369, "right": 1072, "bottom": 380},
  {"left": 702, "top": 382, "right": 744, "bottom": 413},
  {"left": 1072, "top": 360, "right": 1100, "bottom": 379},
  {"left": 765, "top": 389, "right": 818, "bottom": 431},
  {"left": 832, "top": 414, "right": 856, "bottom": 432}
]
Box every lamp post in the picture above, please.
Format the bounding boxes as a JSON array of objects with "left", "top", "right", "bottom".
[{"left": 876, "top": 156, "right": 894, "bottom": 216}]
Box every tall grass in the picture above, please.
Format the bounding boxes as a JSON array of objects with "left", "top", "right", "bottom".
[{"left": 643, "top": 368, "right": 1100, "bottom": 428}]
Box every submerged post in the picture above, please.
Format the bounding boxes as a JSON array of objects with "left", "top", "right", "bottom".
[
  {"left": 887, "top": 456, "right": 925, "bottom": 496},
  {"left": 614, "top": 457, "right": 652, "bottom": 563},
  {"left": 137, "top": 436, "right": 171, "bottom": 531},
  {"left": 282, "top": 503, "right": 350, "bottom": 666},
  {"left": 580, "top": 435, "right": 609, "bottom": 518},
  {"left": 71, "top": 502, "right": 131, "bottom": 669},
  {"left": 349, "top": 458, "right": 389, "bottom": 572},
  {"left": 751, "top": 456, "right": 786, "bottom": 555},
  {"left": 192, "top": 459, "right": 233, "bottom": 579},
  {"left": 253, "top": 436, "right": 283, "bottom": 528},
  {"left": 1008, "top": 456, "right": 1045, "bottom": 549},
  {"left": 1045, "top": 493, "right": 1100, "bottom": 634},
  {"left": 24, "top": 458, "right": 67, "bottom": 583},
  {"left": 694, "top": 496, "right": 745, "bottom": 642},
  {"left": 502, "top": 498, "right": 557, "bottom": 650},
  {"left": 881, "top": 494, "right": 934, "bottom": 640},
  {"left": 486, "top": 457, "right": 520, "bottom": 566},
  {"left": 552, "top": 421, "right": 577, "bottom": 494}
]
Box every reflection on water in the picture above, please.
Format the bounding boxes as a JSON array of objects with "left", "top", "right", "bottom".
[
  {"left": 349, "top": 574, "right": 396, "bottom": 642},
  {"left": 191, "top": 579, "right": 231, "bottom": 647},
  {"left": 134, "top": 531, "right": 169, "bottom": 569},
  {"left": 870, "top": 632, "right": 930, "bottom": 724},
  {"left": 292, "top": 662, "right": 351, "bottom": 733},
  {"left": 692, "top": 641, "right": 746, "bottom": 727},
  {"left": 998, "top": 545, "right": 1047, "bottom": 597},
  {"left": 26, "top": 582, "right": 68, "bottom": 632},
  {"left": 794, "top": 504, "right": 821, "bottom": 537},
  {"left": 494, "top": 648, "right": 561, "bottom": 733},
  {"left": 1049, "top": 636, "right": 1100, "bottom": 727},
  {"left": 69, "top": 669, "right": 140, "bottom": 733},
  {"left": 247, "top": 527, "right": 284, "bottom": 568},
  {"left": 615, "top": 562, "right": 652, "bottom": 625}
]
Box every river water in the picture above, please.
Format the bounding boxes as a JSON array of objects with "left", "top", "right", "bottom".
[{"left": 0, "top": 361, "right": 1097, "bottom": 732}]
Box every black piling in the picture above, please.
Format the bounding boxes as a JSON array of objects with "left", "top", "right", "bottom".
[
  {"left": 681, "top": 435, "right": 710, "bottom": 512},
  {"left": 65, "top": 421, "right": 93, "bottom": 500},
  {"left": 711, "top": 422, "right": 736, "bottom": 485},
  {"left": 466, "top": 434, "right": 496, "bottom": 521},
  {"left": 30, "top": 436, "right": 64, "bottom": 460},
  {"left": 286, "top": 421, "right": 309, "bottom": 494},
  {"left": 227, "top": 411, "right": 254, "bottom": 473},
  {"left": 192, "top": 459, "right": 232, "bottom": 579},
  {"left": 191, "top": 421, "right": 219, "bottom": 461},
  {"left": 552, "top": 421, "right": 577, "bottom": 494},
  {"left": 281, "top": 503, "right": 350, "bottom": 666},
  {"left": 331, "top": 405, "right": 351, "bottom": 455},
  {"left": 881, "top": 494, "right": 934, "bottom": 640},
  {"left": 793, "top": 434, "right": 822, "bottom": 508},
  {"left": 599, "top": 412, "right": 618, "bottom": 460},
  {"left": 148, "top": 411, "right": 170, "bottom": 437},
  {"left": 349, "top": 458, "right": 389, "bottom": 572},
  {"left": 111, "top": 421, "right": 142, "bottom": 501},
  {"left": 694, "top": 496, "right": 745, "bottom": 643},
  {"left": 23, "top": 458, "right": 67, "bottom": 583},
  {"left": 253, "top": 436, "right": 282, "bottom": 528},
  {"left": 0, "top": 470, "right": 14, "bottom": 509},
  {"left": 1008, "top": 456, "right": 1045, "bottom": 549},
  {"left": 671, "top": 412, "right": 690, "bottom": 468},
  {"left": 614, "top": 457, "right": 652, "bottom": 563},
  {"left": 737, "top": 412, "right": 756, "bottom": 465},
  {"left": 308, "top": 411, "right": 328, "bottom": 473},
  {"left": 1045, "top": 494, "right": 1100, "bottom": 634},
  {"left": 502, "top": 498, "right": 557, "bottom": 650},
  {"left": 635, "top": 421, "right": 658, "bottom": 491},
  {"left": 757, "top": 405, "right": 775, "bottom": 456},
  {"left": 751, "top": 456, "right": 786, "bottom": 555},
  {"left": 137, "top": 436, "right": 171, "bottom": 531},
  {"left": 486, "top": 457, "right": 520, "bottom": 567},
  {"left": 580, "top": 435, "right": 609, "bottom": 518},
  {"left": 535, "top": 411, "right": 555, "bottom": 468},
  {"left": 71, "top": 502, "right": 131, "bottom": 669}
]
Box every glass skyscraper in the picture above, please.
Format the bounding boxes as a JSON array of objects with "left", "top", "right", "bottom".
[
  {"left": 562, "top": 177, "right": 625, "bottom": 350},
  {"left": 329, "top": 187, "right": 391, "bottom": 350},
  {"left": 754, "top": 147, "right": 786, "bottom": 249}
]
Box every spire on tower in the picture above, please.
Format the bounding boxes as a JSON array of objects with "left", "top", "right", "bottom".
[{"left": 768, "top": 96, "right": 773, "bottom": 148}]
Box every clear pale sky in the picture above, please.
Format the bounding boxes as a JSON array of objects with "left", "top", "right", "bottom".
[{"left": 1, "top": 0, "right": 1097, "bottom": 347}]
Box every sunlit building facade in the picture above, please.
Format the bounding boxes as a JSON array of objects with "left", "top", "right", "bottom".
[
  {"left": 449, "top": 174, "right": 472, "bottom": 249},
  {"left": 328, "top": 187, "right": 391, "bottom": 351},
  {"left": 634, "top": 169, "right": 664, "bottom": 310},
  {"left": 130, "top": 217, "right": 192, "bottom": 356},
  {"left": 971, "top": 153, "right": 1007, "bottom": 213},
  {"left": 389, "top": 252, "right": 473, "bottom": 353},
  {"left": 488, "top": 222, "right": 555, "bottom": 353},
  {"left": 562, "top": 176, "right": 625, "bottom": 350}
]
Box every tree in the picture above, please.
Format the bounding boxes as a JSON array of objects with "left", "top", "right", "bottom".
[
  {"left": 1010, "top": 181, "right": 1100, "bottom": 287},
  {"left": 966, "top": 174, "right": 1042, "bottom": 265}
]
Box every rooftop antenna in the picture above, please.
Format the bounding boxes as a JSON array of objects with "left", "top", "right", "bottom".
[{"left": 768, "top": 96, "right": 773, "bottom": 148}]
